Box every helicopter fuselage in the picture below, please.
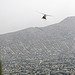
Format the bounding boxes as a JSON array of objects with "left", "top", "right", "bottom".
[{"left": 42, "top": 15, "right": 47, "bottom": 20}]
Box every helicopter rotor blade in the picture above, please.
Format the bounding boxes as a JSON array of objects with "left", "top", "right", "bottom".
[
  {"left": 46, "top": 14, "right": 53, "bottom": 17},
  {"left": 37, "top": 12, "right": 53, "bottom": 17},
  {"left": 37, "top": 11, "right": 46, "bottom": 15}
]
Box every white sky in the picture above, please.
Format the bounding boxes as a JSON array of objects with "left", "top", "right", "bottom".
[{"left": 0, "top": 0, "right": 75, "bottom": 34}]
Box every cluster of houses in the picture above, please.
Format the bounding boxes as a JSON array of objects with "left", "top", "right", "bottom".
[{"left": 2, "top": 58, "right": 75, "bottom": 75}]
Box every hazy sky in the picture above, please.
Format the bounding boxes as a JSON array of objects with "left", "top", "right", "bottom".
[{"left": 0, "top": 0, "right": 75, "bottom": 34}]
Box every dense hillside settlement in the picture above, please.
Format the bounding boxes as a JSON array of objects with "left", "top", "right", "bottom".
[{"left": 0, "top": 17, "right": 75, "bottom": 75}]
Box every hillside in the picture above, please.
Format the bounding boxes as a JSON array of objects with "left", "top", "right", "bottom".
[{"left": 0, "top": 16, "right": 75, "bottom": 61}]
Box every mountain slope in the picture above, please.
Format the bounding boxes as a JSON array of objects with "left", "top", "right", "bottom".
[{"left": 0, "top": 16, "right": 75, "bottom": 61}]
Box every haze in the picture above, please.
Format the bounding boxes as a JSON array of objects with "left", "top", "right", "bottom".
[{"left": 0, "top": 0, "right": 75, "bottom": 34}]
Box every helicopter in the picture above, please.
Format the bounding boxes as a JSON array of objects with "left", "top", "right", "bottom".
[{"left": 39, "top": 12, "right": 53, "bottom": 20}]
